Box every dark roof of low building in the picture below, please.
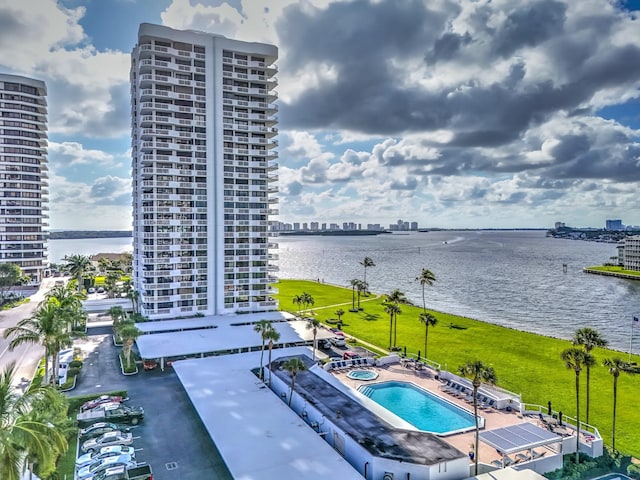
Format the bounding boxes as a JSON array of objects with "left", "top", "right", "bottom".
[{"left": 272, "top": 355, "right": 466, "bottom": 465}]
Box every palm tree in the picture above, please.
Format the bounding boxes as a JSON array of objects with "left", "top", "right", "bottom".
[
  {"left": 356, "top": 280, "right": 367, "bottom": 309},
  {"left": 300, "top": 292, "right": 315, "bottom": 314},
  {"left": 123, "top": 280, "right": 140, "bottom": 314},
  {"left": 349, "top": 279, "right": 359, "bottom": 311},
  {"left": 384, "top": 303, "right": 401, "bottom": 350},
  {"left": 265, "top": 327, "right": 281, "bottom": 387},
  {"left": 561, "top": 347, "right": 594, "bottom": 464},
  {"left": 0, "top": 362, "right": 68, "bottom": 480},
  {"left": 602, "top": 357, "right": 638, "bottom": 451},
  {"left": 254, "top": 320, "right": 273, "bottom": 380},
  {"left": 416, "top": 268, "right": 436, "bottom": 313},
  {"left": 108, "top": 306, "right": 128, "bottom": 333},
  {"left": 458, "top": 360, "right": 497, "bottom": 476},
  {"left": 306, "top": 317, "right": 322, "bottom": 360},
  {"left": 64, "top": 254, "right": 91, "bottom": 292},
  {"left": 385, "top": 289, "right": 407, "bottom": 348},
  {"left": 45, "top": 283, "right": 86, "bottom": 331},
  {"left": 360, "top": 256, "right": 375, "bottom": 288},
  {"left": 572, "top": 328, "right": 608, "bottom": 425},
  {"left": 418, "top": 312, "right": 437, "bottom": 359},
  {"left": 335, "top": 308, "right": 345, "bottom": 326},
  {"left": 3, "top": 300, "right": 71, "bottom": 385},
  {"left": 283, "top": 358, "right": 307, "bottom": 407},
  {"left": 117, "top": 321, "right": 141, "bottom": 369},
  {"left": 292, "top": 294, "right": 303, "bottom": 316}
]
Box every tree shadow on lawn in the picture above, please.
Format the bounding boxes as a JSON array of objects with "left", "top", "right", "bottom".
[{"left": 357, "top": 312, "right": 380, "bottom": 322}]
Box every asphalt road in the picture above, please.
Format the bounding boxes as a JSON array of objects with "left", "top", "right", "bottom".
[
  {"left": 71, "top": 326, "right": 233, "bottom": 480},
  {"left": 0, "top": 278, "right": 60, "bottom": 385}
]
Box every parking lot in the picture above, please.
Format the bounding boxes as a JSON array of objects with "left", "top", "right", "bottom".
[{"left": 71, "top": 326, "right": 232, "bottom": 480}]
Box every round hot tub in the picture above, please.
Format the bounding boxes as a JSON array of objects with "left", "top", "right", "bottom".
[{"left": 347, "top": 369, "right": 379, "bottom": 381}]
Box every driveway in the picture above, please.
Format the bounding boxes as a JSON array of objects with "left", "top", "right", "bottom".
[{"left": 70, "top": 326, "right": 232, "bottom": 480}]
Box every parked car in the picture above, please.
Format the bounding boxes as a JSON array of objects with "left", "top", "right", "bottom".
[
  {"left": 329, "top": 328, "right": 345, "bottom": 336},
  {"left": 76, "top": 446, "right": 136, "bottom": 470},
  {"left": 81, "top": 395, "right": 126, "bottom": 412},
  {"left": 77, "top": 404, "right": 144, "bottom": 428},
  {"left": 76, "top": 454, "right": 136, "bottom": 480},
  {"left": 320, "top": 339, "right": 332, "bottom": 349},
  {"left": 79, "top": 422, "right": 130, "bottom": 442},
  {"left": 85, "top": 402, "right": 122, "bottom": 413},
  {"left": 88, "top": 287, "right": 96, "bottom": 294},
  {"left": 91, "top": 465, "right": 153, "bottom": 480},
  {"left": 81, "top": 431, "right": 133, "bottom": 453},
  {"left": 343, "top": 351, "right": 360, "bottom": 360},
  {"left": 329, "top": 336, "right": 346, "bottom": 347},
  {"left": 97, "top": 287, "right": 105, "bottom": 293}
]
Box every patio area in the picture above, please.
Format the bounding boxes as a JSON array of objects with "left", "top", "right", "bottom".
[{"left": 330, "top": 359, "right": 567, "bottom": 472}]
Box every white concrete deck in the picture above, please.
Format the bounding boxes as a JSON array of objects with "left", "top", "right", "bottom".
[
  {"left": 136, "top": 311, "right": 295, "bottom": 333},
  {"left": 136, "top": 317, "right": 335, "bottom": 359},
  {"left": 172, "top": 347, "right": 363, "bottom": 480}
]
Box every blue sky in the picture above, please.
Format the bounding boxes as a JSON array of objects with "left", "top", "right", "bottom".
[{"left": 1, "top": 0, "right": 639, "bottom": 230}]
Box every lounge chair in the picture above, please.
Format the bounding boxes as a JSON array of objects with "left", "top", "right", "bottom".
[
  {"left": 532, "top": 450, "right": 545, "bottom": 459},
  {"left": 515, "top": 453, "right": 530, "bottom": 462},
  {"left": 491, "top": 460, "right": 503, "bottom": 468},
  {"left": 503, "top": 456, "right": 515, "bottom": 466},
  {"left": 483, "top": 399, "right": 496, "bottom": 409}
]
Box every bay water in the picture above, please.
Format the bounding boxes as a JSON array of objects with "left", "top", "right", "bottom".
[{"left": 49, "top": 230, "right": 640, "bottom": 352}]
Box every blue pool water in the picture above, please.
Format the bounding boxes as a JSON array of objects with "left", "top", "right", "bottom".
[
  {"left": 360, "top": 381, "right": 478, "bottom": 434},
  {"left": 347, "top": 369, "right": 379, "bottom": 380}
]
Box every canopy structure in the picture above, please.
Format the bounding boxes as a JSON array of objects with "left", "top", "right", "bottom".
[{"left": 479, "top": 422, "right": 560, "bottom": 455}]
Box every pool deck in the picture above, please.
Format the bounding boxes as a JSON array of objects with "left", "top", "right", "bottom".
[{"left": 332, "top": 363, "right": 554, "bottom": 466}]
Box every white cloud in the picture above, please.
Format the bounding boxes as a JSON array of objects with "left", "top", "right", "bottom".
[{"left": 49, "top": 142, "right": 118, "bottom": 167}]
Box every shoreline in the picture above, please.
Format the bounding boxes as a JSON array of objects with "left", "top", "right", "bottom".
[
  {"left": 317, "top": 279, "right": 637, "bottom": 356},
  {"left": 584, "top": 267, "right": 640, "bottom": 281}
]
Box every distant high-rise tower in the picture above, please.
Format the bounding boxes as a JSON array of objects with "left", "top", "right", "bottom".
[
  {"left": 130, "top": 24, "right": 279, "bottom": 319},
  {"left": 0, "top": 74, "right": 48, "bottom": 283},
  {"left": 605, "top": 219, "right": 623, "bottom": 231}
]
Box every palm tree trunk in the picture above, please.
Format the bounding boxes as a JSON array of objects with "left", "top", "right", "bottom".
[
  {"left": 267, "top": 342, "right": 274, "bottom": 386},
  {"left": 259, "top": 340, "right": 265, "bottom": 380},
  {"left": 575, "top": 372, "right": 580, "bottom": 464},
  {"left": 422, "top": 285, "right": 426, "bottom": 313},
  {"left": 288, "top": 375, "right": 296, "bottom": 407},
  {"left": 473, "top": 386, "right": 479, "bottom": 475},
  {"left": 44, "top": 354, "right": 50, "bottom": 386},
  {"left": 585, "top": 366, "right": 590, "bottom": 425},
  {"left": 312, "top": 331, "right": 317, "bottom": 361},
  {"left": 352, "top": 287, "right": 355, "bottom": 310},
  {"left": 612, "top": 375, "right": 618, "bottom": 451},
  {"left": 389, "top": 315, "right": 393, "bottom": 349},
  {"left": 424, "top": 325, "right": 428, "bottom": 359},
  {"left": 393, "top": 313, "right": 397, "bottom": 348}
]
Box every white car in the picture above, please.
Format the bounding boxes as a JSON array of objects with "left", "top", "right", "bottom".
[
  {"left": 76, "top": 445, "right": 135, "bottom": 470},
  {"left": 81, "top": 431, "right": 133, "bottom": 453},
  {"left": 76, "top": 454, "right": 135, "bottom": 480}
]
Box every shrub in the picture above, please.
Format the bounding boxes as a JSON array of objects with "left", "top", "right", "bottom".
[
  {"left": 627, "top": 464, "right": 640, "bottom": 479},
  {"left": 69, "top": 360, "right": 83, "bottom": 369}
]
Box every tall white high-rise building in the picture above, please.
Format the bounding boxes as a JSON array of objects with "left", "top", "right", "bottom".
[
  {"left": 130, "top": 24, "right": 279, "bottom": 319},
  {"left": 0, "top": 74, "right": 49, "bottom": 283}
]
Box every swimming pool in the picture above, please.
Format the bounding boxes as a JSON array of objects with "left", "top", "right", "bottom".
[
  {"left": 359, "top": 381, "right": 479, "bottom": 435},
  {"left": 347, "top": 369, "right": 379, "bottom": 381}
]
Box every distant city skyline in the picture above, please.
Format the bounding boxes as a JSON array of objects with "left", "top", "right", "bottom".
[
  {"left": 1, "top": 1, "right": 639, "bottom": 230},
  {"left": 272, "top": 219, "right": 420, "bottom": 231}
]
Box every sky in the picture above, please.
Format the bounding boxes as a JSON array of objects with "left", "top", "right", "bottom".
[{"left": 1, "top": 0, "right": 639, "bottom": 230}]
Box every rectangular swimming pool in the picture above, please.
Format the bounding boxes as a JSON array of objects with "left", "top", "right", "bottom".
[{"left": 359, "top": 381, "right": 480, "bottom": 435}]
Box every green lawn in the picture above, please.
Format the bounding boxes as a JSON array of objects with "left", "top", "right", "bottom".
[
  {"left": 277, "top": 279, "right": 640, "bottom": 458},
  {"left": 586, "top": 266, "right": 640, "bottom": 277}
]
